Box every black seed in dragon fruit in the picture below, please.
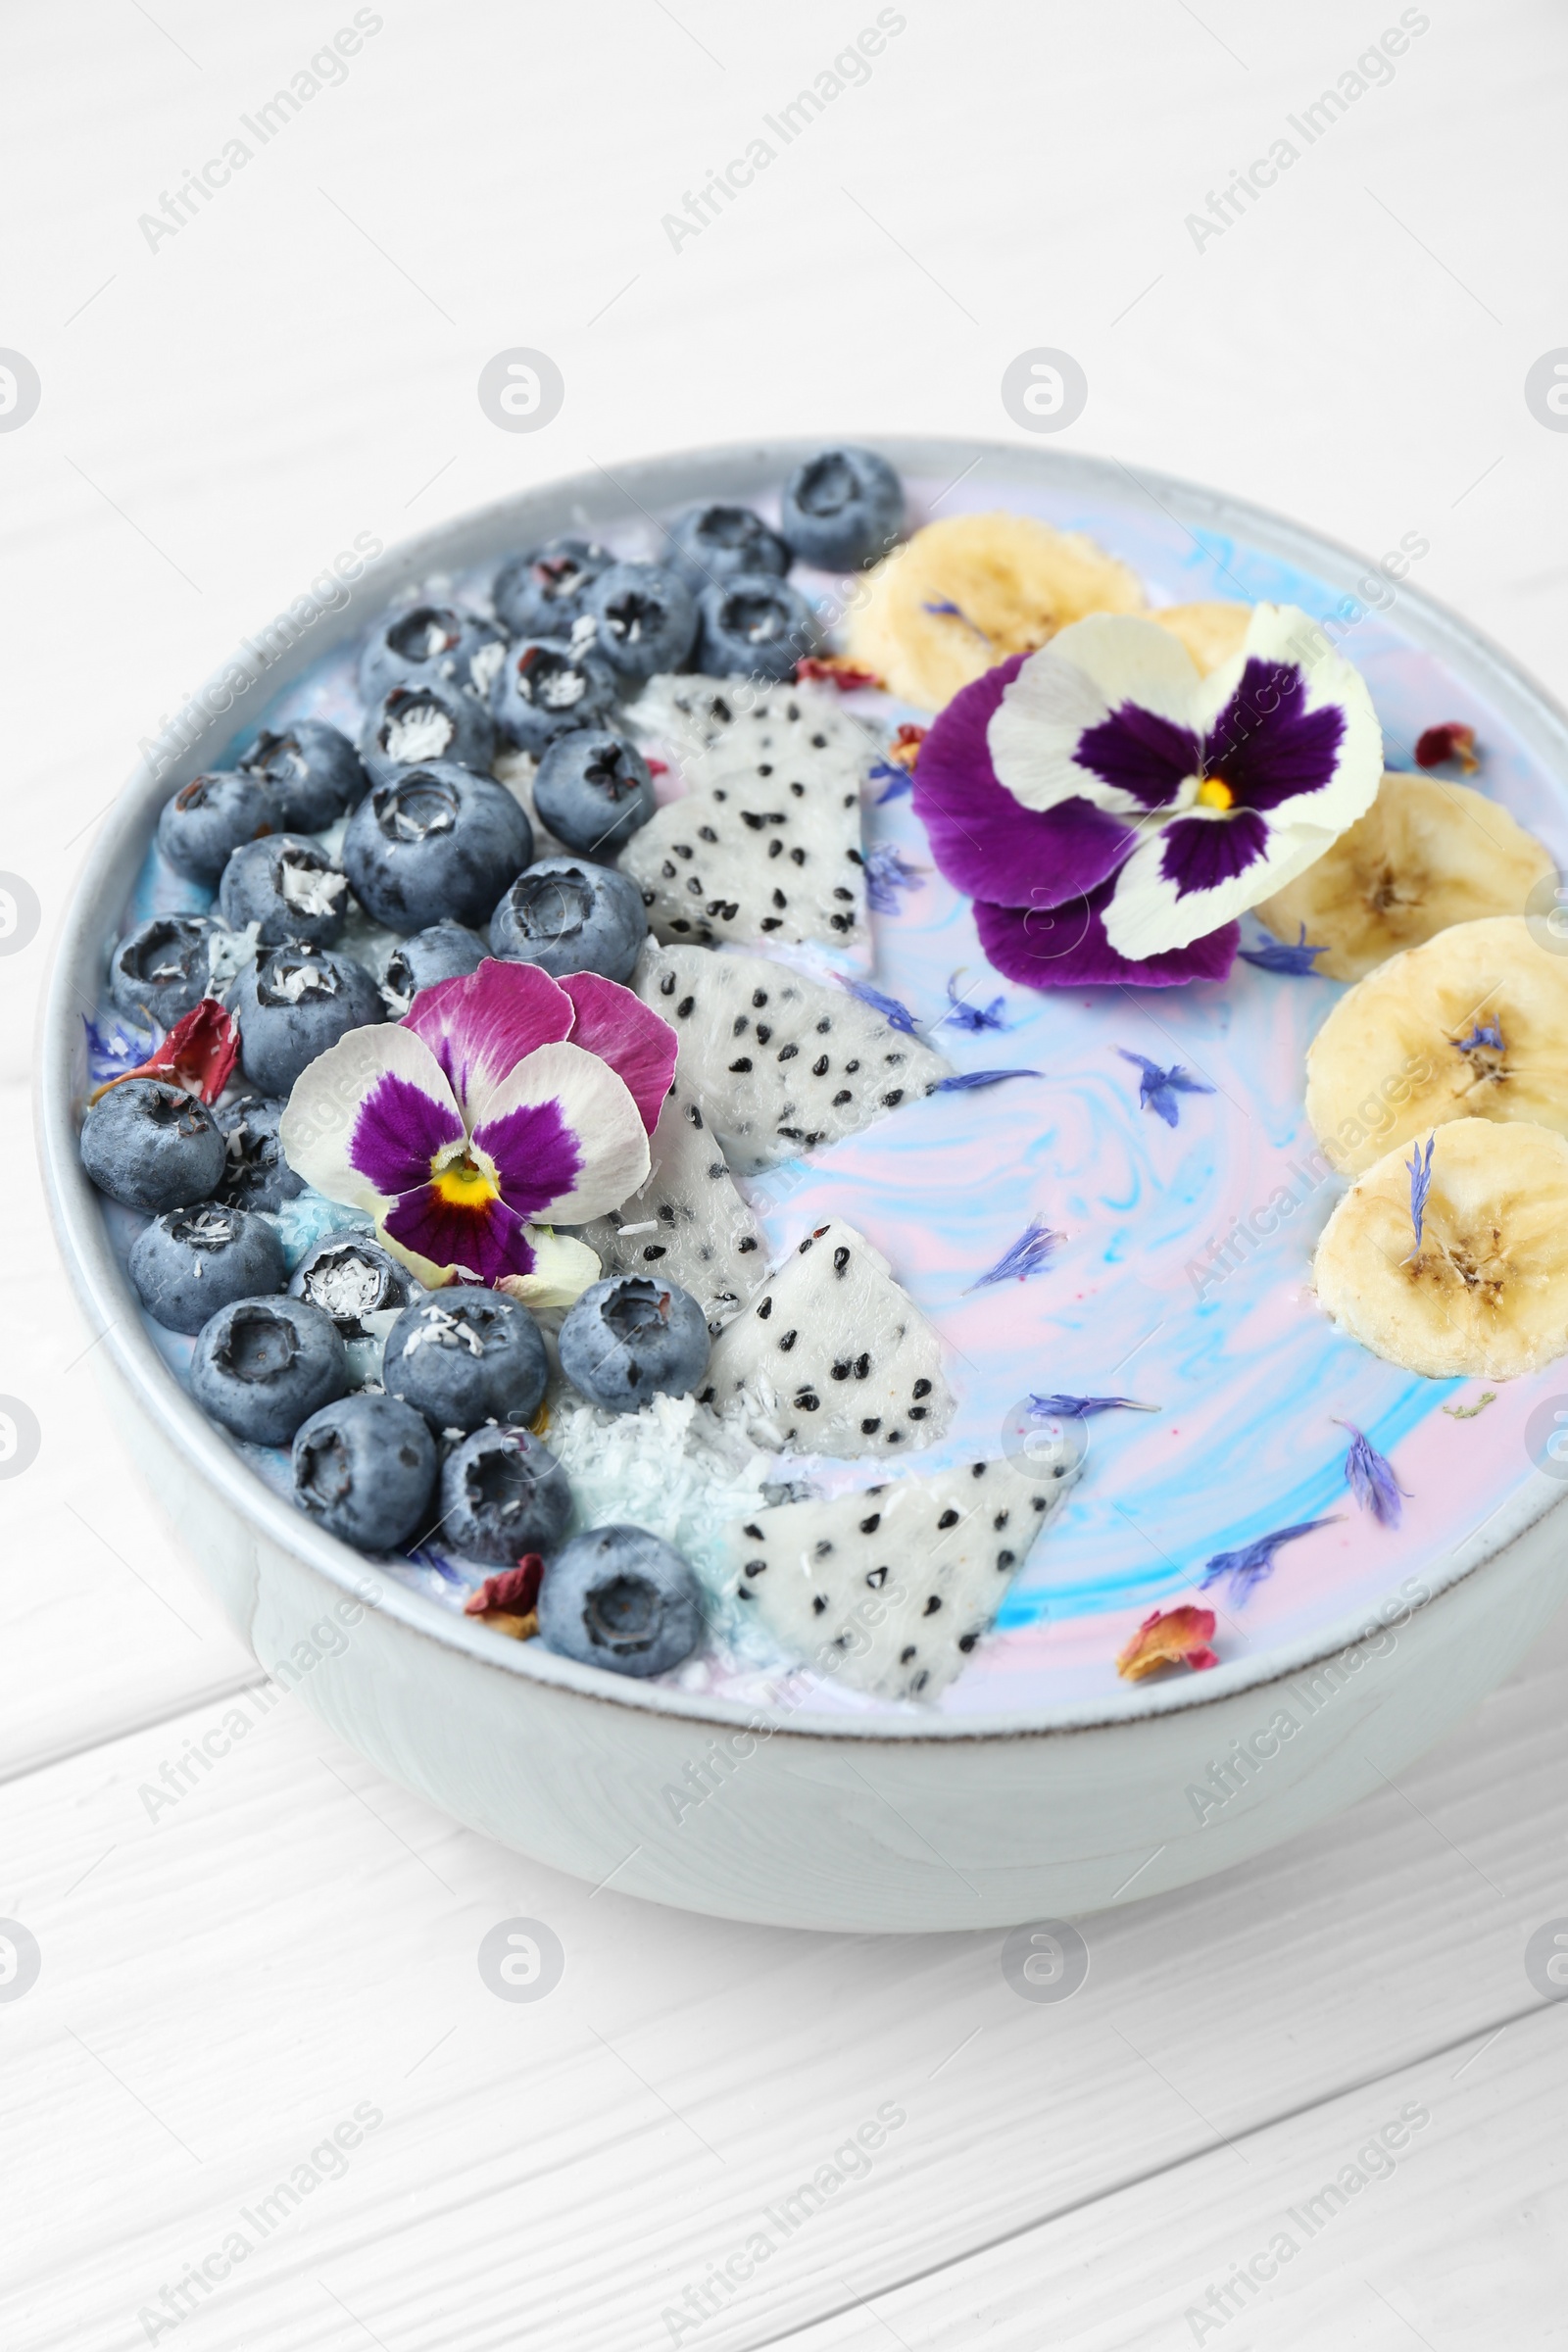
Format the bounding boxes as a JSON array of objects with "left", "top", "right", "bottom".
[
  {"left": 635, "top": 943, "right": 952, "bottom": 1174},
  {"left": 701, "top": 1217, "right": 954, "bottom": 1457},
  {"left": 724, "top": 1454, "right": 1076, "bottom": 1701},
  {"left": 571, "top": 1076, "right": 766, "bottom": 1337}
]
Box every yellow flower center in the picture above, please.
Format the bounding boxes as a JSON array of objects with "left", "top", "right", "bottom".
[
  {"left": 1196, "top": 776, "right": 1235, "bottom": 810},
  {"left": 429, "top": 1146, "right": 499, "bottom": 1208}
]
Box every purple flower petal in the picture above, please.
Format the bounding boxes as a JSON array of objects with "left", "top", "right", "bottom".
[
  {"left": 469, "top": 1040, "right": 651, "bottom": 1225},
  {"left": 1204, "top": 659, "right": 1346, "bottom": 811},
  {"left": 556, "top": 971, "right": 678, "bottom": 1138},
  {"left": 403, "top": 957, "right": 575, "bottom": 1121},
  {"left": 470, "top": 1094, "right": 584, "bottom": 1222},
  {"left": 1075, "top": 702, "right": 1200, "bottom": 809},
  {"left": 349, "top": 1070, "right": 465, "bottom": 1198},
  {"left": 913, "top": 656, "right": 1135, "bottom": 912},
  {"left": 384, "top": 1187, "right": 536, "bottom": 1288},
  {"left": 1157, "top": 809, "right": 1270, "bottom": 899},
  {"left": 973, "top": 886, "right": 1239, "bottom": 991}
]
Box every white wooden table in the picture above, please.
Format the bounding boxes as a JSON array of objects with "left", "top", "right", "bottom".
[{"left": 5, "top": 4, "right": 1568, "bottom": 2342}]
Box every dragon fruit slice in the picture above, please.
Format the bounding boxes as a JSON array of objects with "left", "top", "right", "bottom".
[
  {"left": 637, "top": 943, "right": 952, "bottom": 1173},
  {"left": 628, "top": 672, "right": 876, "bottom": 768},
  {"left": 702, "top": 1218, "right": 954, "bottom": 1456},
  {"left": 572, "top": 1076, "right": 767, "bottom": 1336},
  {"left": 619, "top": 689, "right": 870, "bottom": 950},
  {"left": 725, "top": 1454, "right": 1076, "bottom": 1700}
]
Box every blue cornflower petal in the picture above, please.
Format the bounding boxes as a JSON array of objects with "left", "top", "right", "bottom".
[
  {"left": 943, "top": 973, "right": 1010, "bottom": 1033},
  {"left": 869, "top": 760, "right": 911, "bottom": 803},
  {"left": 1200, "top": 1515, "right": 1343, "bottom": 1600},
  {"left": 1028, "top": 1394, "right": 1158, "bottom": 1419},
  {"left": 968, "top": 1218, "right": 1061, "bottom": 1291},
  {"left": 1333, "top": 1421, "right": 1409, "bottom": 1529},
  {"left": 929, "top": 1069, "right": 1043, "bottom": 1093},
  {"left": 1237, "top": 924, "right": 1329, "bottom": 975},
  {"left": 862, "top": 842, "right": 925, "bottom": 915},
  {"left": 838, "top": 976, "right": 920, "bottom": 1036},
  {"left": 1455, "top": 1020, "right": 1504, "bottom": 1054},
  {"left": 1117, "top": 1047, "right": 1216, "bottom": 1129},
  {"left": 1405, "top": 1132, "right": 1436, "bottom": 1257}
]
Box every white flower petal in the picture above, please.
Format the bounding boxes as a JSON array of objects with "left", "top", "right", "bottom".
[
  {"left": 278, "top": 1023, "right": 458, "bottom": 1216},
  {"left": 496, "top": 1230, "right": 603, "bottom": 1312},
  {"left": 990, "top": 615, "right": 1203, "bottom": 815},
  {"left": 473, "top": 1040, "right": 652, "bottom": 1225}
]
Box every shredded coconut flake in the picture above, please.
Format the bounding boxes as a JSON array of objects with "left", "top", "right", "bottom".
[
  {"left": 384, "top": 705, "right": 455, "bottom": 762},
  {"left": 206, "top": 921, "right": 261, "bottom": 991},
  {"left": 279, "top": 856, "right": 349, "bottom": 918},
  {"left": 546, "top": 1391, "right": 784, "bottom": 1664}
]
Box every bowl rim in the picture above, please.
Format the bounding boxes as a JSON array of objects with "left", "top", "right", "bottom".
[{"left": 36, "top": 431, "right": 1568, "bottom": 1742}]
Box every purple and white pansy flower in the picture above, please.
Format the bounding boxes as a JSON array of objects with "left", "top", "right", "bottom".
[
  {"left": 279, "top": 959, "right": 677, "bottom": 1304},
  {"left": 913, "top": 604, "right": 1383, "bottom": 989}
]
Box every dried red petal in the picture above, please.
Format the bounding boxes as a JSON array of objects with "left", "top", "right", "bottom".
[
  {"left": 1414, "top": 722, "right": 1479, "bottom": 774},
  {"left": 645, "top": 756, "right": 669, "bottom": 777},
  {"left": 465, "top": 1555, "right": 544, "bottom": 1619},
  {"left": 888, "top": 723, "right": 928, "bottom": 771},
  {"left": 794, "top": 655, "right": 885, "bottom": 692},
  {"left": 1115, "top": 1604, "right": 1219, "bottom": 1682},
  {"left": 89, "top": 997, "right": 239, "bottom": 1106}
]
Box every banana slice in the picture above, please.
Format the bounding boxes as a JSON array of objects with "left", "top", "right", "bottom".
[
  {"left": 1305, "top": 915, "right": 1568, "bottom": 1176},
  {"left": 1257, "top": 772, "right": 1553, "bottom": 981},
  {"left": 1151, "top": 601, "right": 1250, "bottom": 676},
  {"left": 843, "top": 511, "right": 1145, "bottom": 711},
  {"left": 1314, "top": 1116, "right": 1568, "bottom": 1380}
]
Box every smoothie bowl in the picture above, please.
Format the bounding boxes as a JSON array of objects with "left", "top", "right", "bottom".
[{"left": 38, "top": 437, "right": 1568, "bottom": 1932}]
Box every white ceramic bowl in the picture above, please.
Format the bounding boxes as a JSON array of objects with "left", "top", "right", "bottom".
[{"left": 39, "top": 438, "right": 1568, "bottom": 1932}]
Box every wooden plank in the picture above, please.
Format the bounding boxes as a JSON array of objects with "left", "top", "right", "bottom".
[
  {"left": 3, "top": 1601, "right": 1566, "bottom": 2350},
  {"left": 772, "top": 2012, "right": 1568, "bottom": 2350}
]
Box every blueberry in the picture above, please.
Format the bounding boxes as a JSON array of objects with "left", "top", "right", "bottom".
[
  {"left": 79, "top": 1078, "right": 227, "bottom": 1213},
  {"left": 580, "top": 562, "right": 698, "bottom": 683},
  {"left": 109, "top": 913, "right": 220, "bottom": 1028},
  {"left": 358, "top": 602, "right": 507, "bottom": 707},
  {"left": 490, "top": 637, "right": 617, "bottom": 757},
  {"left": 288, "top": 1230, "right": 418, "bottom": 1339},
  {"left": 779, "top": 446, "right": 904, "bottom": 570},
  {"left": 378, "top": 919, "right": 488, "bottom": 1016},
  {"left": 156, "top": 770, "right": 275, "bottom": 884},
  {"left": 129, "top": 1202, "right": 286, "bottom": 1334},
  {"left": 558, "top": 1275, "right": 710, "bottom": 1414},
  {"left": 239, "top": 720, "right": 368, "bottom": 830},
  {"left": 226, "top": 943, "right": 383, "bottom": 1098},
  {"left": 213, "top": 1095, "right": 304, "bottom": 1213},
  {"left": 532, "top": 730, "right": 656, "bottom": 858},
  {"left": 342, "top": 763, "right": 532, "bottom": 932},
  {"left": 218, "top": 834, "right": 351, "bottom": 950},
  {"left": 291, "top": 1393, "right": 437, "bottom": 1551},
  {"left": 536, "top": 1525, "right": 702, "bottom": 1678},
  {"left": 382, "top": 1291, "right": 548, "bottom": 1434},
  {"left": 696, "top": 573, "right": 821, "bottom": 680},
  {"left": 190, "top": 1296, "right": 348, "bottom": 1446},
  {"left": 489, "top": 856, "right": 646, "bottom": 982},
  {"left": 360, "top": 680, "right": 496, "bottom": 787},
  {"left": 664, "top": 502, "right": 791, "bottom": 591},
  {"left": 493, "top": 536, "right": 612, "bottom": 638},
  {"left": 439, "top": 1425, "right": 571, "bottom": 1563}
]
